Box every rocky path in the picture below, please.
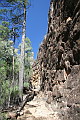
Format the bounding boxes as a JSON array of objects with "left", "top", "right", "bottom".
[{"left": 17, "top": 92, "right": 60, "bottom": 120}]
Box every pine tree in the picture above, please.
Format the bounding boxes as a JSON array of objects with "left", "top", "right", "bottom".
[
  {"left": 0, "top": 21, "right": 13, "bottom": 107},
  {"left": 0, "top": 0, "right": 32, "bottom": 103}
]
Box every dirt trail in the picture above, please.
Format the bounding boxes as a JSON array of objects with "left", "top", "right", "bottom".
[{"left": 17, "top": 92, "right": 60, "bottom": 120}]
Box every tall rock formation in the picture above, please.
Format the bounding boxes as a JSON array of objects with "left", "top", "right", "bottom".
[{"left": 32, "top": 0, "right": 80, "bottom": 120}]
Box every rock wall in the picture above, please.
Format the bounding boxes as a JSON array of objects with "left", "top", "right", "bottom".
[
  {"left": 31, "top": 60, "right": 41, "bottom": 91},
  {"left": 32, "top": 0, "right": 80, "bottom": 120}
]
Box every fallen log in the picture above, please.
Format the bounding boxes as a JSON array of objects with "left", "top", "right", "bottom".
[
  {"left": 6, "top": 91, "right": 35, "bottom": 119},
  {"left": 17, "top": 91, "right": 35, "bottom": 112}
]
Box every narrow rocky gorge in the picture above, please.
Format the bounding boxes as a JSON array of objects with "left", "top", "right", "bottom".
[
  {"left": 6, "top": 0, "right": 80, "bottom": 120},
  {"left": 31, "top": 0, "right": 80, "bottom": 120}
]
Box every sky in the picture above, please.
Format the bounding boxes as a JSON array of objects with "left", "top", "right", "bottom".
[{"left": 26, "top": 0, "right": 50, "bottom": 59}]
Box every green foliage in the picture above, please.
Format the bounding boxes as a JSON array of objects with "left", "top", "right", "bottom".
[
  {"left": 0, "top": 24, "right": 10, "bottom": 41},
  {"left": 10, "top": 85, "right": 20, "bottom": 102},
  {"left": 0, "top": 22, "right": 13, "bottom": 106},
  {"left": 24, "top": 82, "right": 29, "bottom": 88},
  {"left": 25, "top": 37, "right": 32, "bottom": 52},
  {"left": 10, "top": 85, "right": 19, "bottom": 94},
  {"left": 2, "top": 21, "right": 9, "bottom": 27},
  {"left": 7, "top": 0, "right": 18, "bottom": 2},
  {"left": 0, "top": 0, "right": 33, "bottom": 108},
  {"left": 0, "top": 112, "right": 7, "bottom": 120},
  {"left": 0, "top": 81, "right": 10, "bottom": 105},
  {"left": 0, "top": 9, "right": 8, "bottom": 14}
]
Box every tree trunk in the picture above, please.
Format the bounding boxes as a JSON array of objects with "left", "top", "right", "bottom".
[
  {"left": 12, "top": 48, "right": 15, "bottom": 89},
  {"left": 19, "top": 2, "right": 26, "bottom": 101}
]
